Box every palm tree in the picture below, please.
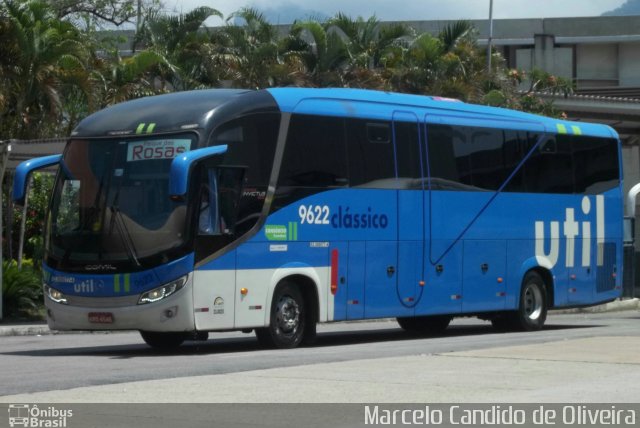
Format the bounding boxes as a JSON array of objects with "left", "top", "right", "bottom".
[
  {"left": 0, "top": 0, "right": 91, "bottom": 139},
  {"left": 134, "top": 6, "right": 222, "bottom": 90},
  {"left": 92, "top": 46, "right": 172, "bottom": 105},
  {"left": 211, "top": 8, "right": 284, "bottom": 88},
  {"left": 386, "top": 20, "right": 492, "bottom": 100},
  {"left": 284, "top": 19, "right": 349, "bottom": 86},
  {"left": 439, "top": 20, "right": 475, "bottom": 53},
  {"left": 327, "top": 13, "right": 413, "bottom": 70},
  {"left": 387, "top": 32, "right": 443, "bottom": 94}
]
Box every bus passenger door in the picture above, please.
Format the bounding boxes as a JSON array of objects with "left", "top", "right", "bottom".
[{"left": 394, "top": 112, "right": 424, "bottom": 315}]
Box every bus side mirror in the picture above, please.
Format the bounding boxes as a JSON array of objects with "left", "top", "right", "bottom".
[
  {"left": 168, "top": 145, "right": 228, "bottom": 201},
  {"left": 12, "top": 155, "right": 62, "bottom": 205}
]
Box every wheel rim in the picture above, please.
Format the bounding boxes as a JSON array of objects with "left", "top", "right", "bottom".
[
  {"left": 523, "top": 283, "right": 543, "bottom": 321},
  {"left": 275, "top": 295, "right": 300, "bottom": 336}
]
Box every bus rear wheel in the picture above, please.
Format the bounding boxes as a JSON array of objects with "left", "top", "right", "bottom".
[
  {"left": 397, "top": 315, "right": 451, "bottom": 335},
  {"left": 140, "top": 331, "right": 187, "bottom": 350},
  {"left": 256, "top": 283, "right": 306, "bottom": 349},
  {"left": 492, "top": 271, "right": 548, "bottom": 332}
]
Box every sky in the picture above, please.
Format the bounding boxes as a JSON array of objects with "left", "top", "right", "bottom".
[{"left": 164, "top": 0, "right": 627, "bottom": 24}]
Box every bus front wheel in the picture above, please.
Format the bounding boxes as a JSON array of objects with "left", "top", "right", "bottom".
[
  {"left": 256, "top": 283, "right": 306, "bottom": 349},
  {"left": 140, "top": 331, "right": 187, "bottom": 350}
]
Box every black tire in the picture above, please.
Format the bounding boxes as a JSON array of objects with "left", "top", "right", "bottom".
[
  {"left": 492, "top": 271, "right": 548, "bottom": 332},
  {"left": 516, "top": 271, "right": 548, "bottom": 330},
  {"left": 397, "top": 315, "right": 451, "bottom": 335},
  {"left": 140, "top": 331, "right": 187, "bottom": 349},
  {"left": 256, "top": 283, "right": 306, "bottom": 349}
]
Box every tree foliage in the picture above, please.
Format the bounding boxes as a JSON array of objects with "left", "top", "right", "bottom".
[
  {"left": 0, "top": 1, "right": 572, "bottom": 141},
  {"left": 49, "top": 0, "right": 162, "bottom": 28},
  {"left": 2, "top": 259, "right": 42, "bottom": 318}
]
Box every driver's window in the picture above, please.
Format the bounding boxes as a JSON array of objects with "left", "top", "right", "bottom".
[
  {"left": 198, "top": 169, "right": 221, "bottom": 235},
  {"left": 197, "top": 166, "right": 244, "bottom": 236}
]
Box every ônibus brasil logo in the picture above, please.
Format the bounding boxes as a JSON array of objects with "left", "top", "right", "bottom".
[{"left": 7, "top": 404, "right": 73, "bottom": 428}]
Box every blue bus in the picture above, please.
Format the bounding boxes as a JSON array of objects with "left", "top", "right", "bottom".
[{"left": 13, "top": 88, "right": 623, "bottom": 349}]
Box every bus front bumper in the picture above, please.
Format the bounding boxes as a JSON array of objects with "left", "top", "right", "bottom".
[{"left": 44, "top": 277, "right": 195, "bottom": 332}]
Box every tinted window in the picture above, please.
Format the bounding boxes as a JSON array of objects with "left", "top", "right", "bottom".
[
  {"left": 522, "top": 135, "right": 574, "bottom": 193},
  {"left": 347, "top": 119, "right": 396, "bottom": 187},
  {"left": 416, "top": 122, "right": 618, "bottom": 195},
  {"left": 278, "top": 114, "right": 348, "bottom": 187},
  {"left": 211, "top": 113, "right": 279, "bottom": 187},
  {"left": 469, "top": 128, "right": 511, "bottom": 190},
  {"left": 425, "top": 125, "right": 460, "bottom": 187},
  {"left": 505, "top": 134, "right": 618, "bottom": 194},
  {"left": 500, "top": 131, "right": 534, "bottom": 192},
  {"left": 210, "top": 112, "right": 280, "bottom": 235},
  {"left": 394, "top": 121, "right": 422, "bottom": 182},
  {"left": 572, "top": 136, "right": 619, "bottom": 193},
  {"left": 427, "top": 124, "right": 531, "bottom": 191}
]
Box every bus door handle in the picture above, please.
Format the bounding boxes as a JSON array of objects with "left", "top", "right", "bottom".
[{"left": 387, "top": 266, "right": 396, "bottom": 276}]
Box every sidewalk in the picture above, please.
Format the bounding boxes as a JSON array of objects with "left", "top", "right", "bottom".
[
  {"left": 1, "top": 298, "right": 638, "bottom": 337},
  {"left": 0, "top": 322, "right": 53, "bottom": 337},
  {"left": 2, "top": 335, "right": 640, "bottom": 403}
]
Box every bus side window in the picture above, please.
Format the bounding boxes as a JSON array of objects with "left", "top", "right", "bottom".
[
  {"left": 278, "top": 114, "right": 348, "bottom": 188},
  {"left": 209, "top": 113, "right": 280, "bottom": 236},
  {"left": 394, "top": 121, "right": 422, "bottom": 183},
  {"left": 347, "top": 119, "right": 396, "bottom": 187},
  {"left": 426, "top": 124, "right": 463, "bottom": 190},
  {"left": 468, "top": 128, "right": 507, "bottom": 191},
  {"left": 523, "top": 135, "right": 574, "bottom": 193},
  {"left": 572, "top": 136, "right": 619, "bottom": 194}
]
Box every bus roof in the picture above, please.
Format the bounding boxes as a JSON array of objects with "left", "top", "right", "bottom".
[
  {"left": 266, "top": 87, "right": 619, "bottom": 139},
  {"left": 71, "top": 89, "right": 252, "bottom": 138},
  {"left": 71, "top": 87, "right": 618, "bottom": 140}
]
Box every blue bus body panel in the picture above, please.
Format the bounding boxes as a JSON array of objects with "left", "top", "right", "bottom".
[
  {"left": 227, "top": 184, "right": 622, "bottom": 317},
  {"left": 43, "top": 253, "right": 195, "bottom": 297}
]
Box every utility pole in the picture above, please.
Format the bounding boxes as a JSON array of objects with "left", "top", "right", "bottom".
[
  {"left": 487, "top": 0, "right": 494, "bottom": 73},
  {"left": 136, "top": 0, "right": 142, "bottom": 34}
]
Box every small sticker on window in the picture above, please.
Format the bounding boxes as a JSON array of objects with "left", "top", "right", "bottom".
[{"left": 126, "top": 139, "right": 191, "bottom": 162}]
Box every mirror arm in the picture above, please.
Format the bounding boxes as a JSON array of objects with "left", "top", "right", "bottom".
[
  {"left": 12, "top": 155, "right": 62, "bottom": 205},
  {"left": 168, "top": 145, "right": 228, "bottom": 200}
]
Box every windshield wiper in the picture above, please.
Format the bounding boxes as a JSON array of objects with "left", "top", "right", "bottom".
[{"left": 110, "top": 205, "right": 141, "bottom": 267}]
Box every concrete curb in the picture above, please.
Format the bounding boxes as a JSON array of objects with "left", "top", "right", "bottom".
[
  {"left": 1, "top": 299, "right": 638, "bottom": 337},
  {"left": 0, "top": 324, "right": 53, "bottom": 337}
]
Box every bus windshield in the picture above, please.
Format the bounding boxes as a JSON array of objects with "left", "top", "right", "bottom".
[{"left": 46, "top": 135, "right": 196, "bottom": 271}]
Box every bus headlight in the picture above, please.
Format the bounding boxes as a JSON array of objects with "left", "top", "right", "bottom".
[
  {"left": 44, "top": 285, "right": 68, "bottom": 304},
  {"left": 138, "top": 275, "right": 188, "bottom": 305}
]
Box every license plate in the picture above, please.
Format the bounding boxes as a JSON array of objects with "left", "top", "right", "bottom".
[{"left": 88, "top": 312, "right": 114, "bottom": 324}]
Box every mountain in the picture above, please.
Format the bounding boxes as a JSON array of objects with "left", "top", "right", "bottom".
[
  {"left": 602, "top": 0, "right": 640, "bottom": 16},
  {"left": 230, "top": 3, "right": 329, "bottom": 25}
]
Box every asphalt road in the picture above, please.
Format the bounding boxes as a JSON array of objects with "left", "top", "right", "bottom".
[{"left": 1, "top": 311, "right": 639, "bottom": 400}]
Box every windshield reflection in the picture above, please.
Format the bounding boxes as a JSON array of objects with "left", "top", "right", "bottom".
[{"left": 46, "top": 135, "right": 195, "bottom": 271}]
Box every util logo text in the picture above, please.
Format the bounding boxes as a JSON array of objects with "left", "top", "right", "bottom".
[{"left": 535, "top": 195, "right": 605, "bottom": 269}]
